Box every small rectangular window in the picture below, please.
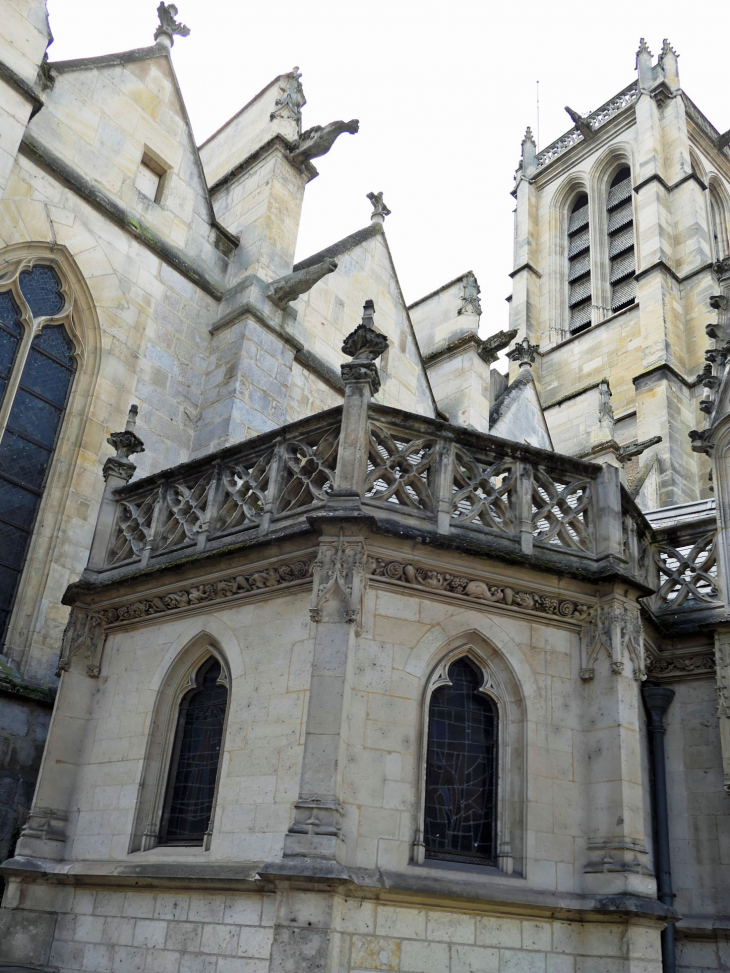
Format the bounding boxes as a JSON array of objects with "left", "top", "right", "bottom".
[{"left": 134, "top": 150, "right": 168, "bottom": 203}]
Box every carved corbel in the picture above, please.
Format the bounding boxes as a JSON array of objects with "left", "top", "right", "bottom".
[
  {"left": 580, "top": 600, "right": 645, "bottom": 681},
  {"left": 310, "top": 533, "right": 367, "bottom": 627},
  {"left": 267, "top": 258, "right": 338, "bottom": 309},
  {"left": 56, "top": 606, "right": 114, "bottom": 678}
]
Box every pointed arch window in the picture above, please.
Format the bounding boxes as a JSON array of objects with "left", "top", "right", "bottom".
[
  {"left": 424, "top": 657, "right": 498, "bottom": 864},
  {"left": 606, "top": 167, "right": 637, "bottom": 313},
  {"left": 159, "top": 656, "right": 228, "bottom": 846},
  {"left": 710, "top": 184, "right": 730, "bottom": 260},
  {"left": 0, "top": 265, "right": 77, "bottom": 643},
  {"left": 567, "top": 193, "right": 592, "bottom": 334}
]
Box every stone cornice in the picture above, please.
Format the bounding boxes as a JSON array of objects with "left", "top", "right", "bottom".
[
  {"left": 632, "top": 362, "right": 699, "bottom": 390},
  {"left": 20, "top": 134, "right": 226, "bottom": 300},
  {"left": 645, "top": 651, "right": 715, "bottom": 679},
  {"left": 0, "top": 57, "right": 44, "bottom": 117},
  {"left": 0, "top": 856, "right": 678, "bottom": 923}
]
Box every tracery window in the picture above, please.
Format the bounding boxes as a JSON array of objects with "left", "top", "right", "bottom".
[
  {"left": 424, "top": 656, "right": 498, "bottom": 864},
  {"left": 0, "top": 264, "right": 77, "bottom": 643},
  {"left": 606, "top": 167, "right": 637, "bottom": 313},
  {"left": 710, "top": 184, "right": 730, "bottom": 260},
  {"left": 567, "top": 193, "right": 592, "bottom": 334},
  {"left": 159, "top": 656, "right": 228, "bottom": 846}
]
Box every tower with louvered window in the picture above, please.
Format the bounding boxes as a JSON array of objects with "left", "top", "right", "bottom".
[{"left": 509, "top": 39, "right": 727, "bottom": 509}]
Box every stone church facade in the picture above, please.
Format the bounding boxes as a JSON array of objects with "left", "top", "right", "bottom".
[{"left": 0, "top": 4, "right": 728, "bottom": 972}]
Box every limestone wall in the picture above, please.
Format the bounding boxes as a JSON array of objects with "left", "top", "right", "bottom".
[
  {"left": 291, "top": 233, "right": 435, "bottom": 418},
  {"left": 64, "top": 591, "right": 312, "bottom": 863},
  {"left": 0, "top": 881, "right": 666, "bottom": 973}
]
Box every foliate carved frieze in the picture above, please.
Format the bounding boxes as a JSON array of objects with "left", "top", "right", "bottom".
[
  {"left": 368, "top": 558, "right": 591, "bottom": 621},
  {"left": 62, "top": 556, "right": 316, "bottom": 676},
  {"left": 644, "top": 652, "right": 715, "bottom": 679},
  {"left": 580, "top": 601, "right": 645, "bottom": 681}
]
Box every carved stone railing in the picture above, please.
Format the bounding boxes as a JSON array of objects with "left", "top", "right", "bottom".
[
  {"left": 535, "top": 82, "right": 639, "bottom": 170},
  {"left": 83, "top": 401, "right": 727, "bottom": 635},
  {"left": 87, "top": 403, "right": 646, "bottom": 586},
  {"left": 643, "top": 499, "right": 724, "bottom": 628}
]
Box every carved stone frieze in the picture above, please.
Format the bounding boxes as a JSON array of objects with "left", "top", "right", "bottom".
[
  {"left": 368, "top": 558, "right": 591, "bottom": 621},
  {"left": 61, "top": 555, "right": 316, "bottom": 676},
  {"left": 644, "top": 652, "right": 715, "bottom": 678}
]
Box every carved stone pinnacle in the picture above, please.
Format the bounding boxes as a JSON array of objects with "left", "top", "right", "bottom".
[
  {"left": 105, "top": 404, "right": 144, "bottom": 480},
  {"left": 508, "top": 336, "right": 539, "bottom": 369},
  {"left": 340, "top": 300, "right": 389, "bottom": 393},
  {"left": 154, "top": 2, "right": 190, "bottom": 48}
]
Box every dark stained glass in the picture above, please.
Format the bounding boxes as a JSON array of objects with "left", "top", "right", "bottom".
[
  {"left": 19, "top": 266, "right": 63, "bottom": 318},
  {"left": 8, "top": 389, "right": 63, "bottom": 448},
  {"left": 21, "top": 348, "right": 75, "bottom": 405},
  {"left": 0, "top": 292, "right": 22, "bottom": 333},
  {"left": 425, "top": 658, "right": 498, "bottom": 865},
  {"left": 0, "top": 431, "right": 52, "bottom": 489},
  {"left": 161, "top": 658, "right": 227, "bottom": 844},
  {"left": 0, "top": 289, "right": 76, "bottom": 645}
]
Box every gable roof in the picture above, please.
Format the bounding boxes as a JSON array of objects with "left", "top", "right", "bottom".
[{"left": 48, "top": 45, "right": 225, "bottom": 235}]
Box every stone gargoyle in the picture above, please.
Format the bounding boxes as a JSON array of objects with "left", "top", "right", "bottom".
[
  {"left": 289, "top": 119, "right": 359, "bottom": 167},
  {"left": 268, "top": 258, "right": 338, "bottom": 309}
]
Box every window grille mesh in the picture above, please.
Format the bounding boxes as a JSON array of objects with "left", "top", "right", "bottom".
[
  {"left": 425, "top": 658, "right": 498, "bottom": 865},
  {"left": 161, "top": 658, "right": 227, "bottom": 845},
  {"left": 0, "top": 268, "right": 75, "bottom": 644},
  {"left": 607, "top": 169, "right": 636, "bottom": 313}
]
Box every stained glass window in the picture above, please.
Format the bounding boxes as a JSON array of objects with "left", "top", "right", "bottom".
[
  {"left": 160, "top": 658, "right": 227, "bottom": 845},
  {"left": 0, "top": 267, "right": 75, "bottom": 644},
  {"left": 425, "top": 657, "right": 498, "bottom": 865}
]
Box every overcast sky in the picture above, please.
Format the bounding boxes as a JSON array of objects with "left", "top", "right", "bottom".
[{"left": 46, "top": 0, "right": 727, "bottom": 337}]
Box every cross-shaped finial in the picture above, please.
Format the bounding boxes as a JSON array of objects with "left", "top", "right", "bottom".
[
  {"left": 367, "top": 192, "right": 391, "bottom": 224},
  {"left": 154, "top": 3, "right": 190, "bottom": 48}
]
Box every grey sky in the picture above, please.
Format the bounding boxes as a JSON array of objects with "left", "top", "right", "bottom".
[{"left": 47, "top": 0, "right": 726, "bottom": 337}]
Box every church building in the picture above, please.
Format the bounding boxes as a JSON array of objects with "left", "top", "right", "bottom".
[{"left": 0, "top": 3, "right": 728, "bottom": 972}]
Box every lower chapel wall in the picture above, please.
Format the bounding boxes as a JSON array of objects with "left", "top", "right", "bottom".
[{"left": 0, "top": 884, "right": 665, "bottom": 973}]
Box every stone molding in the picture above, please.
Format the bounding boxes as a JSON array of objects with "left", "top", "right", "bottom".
[
  {"left": 58, "top": 553, "right": 317, "bottom": 676},
  {"left": 310, "top": 534, "right": 365, "bottom": 625},
  {"left": 368, "top": 557, "right": 592, "bottom": 621}
]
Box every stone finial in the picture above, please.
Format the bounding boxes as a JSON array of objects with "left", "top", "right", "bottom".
[
  {"left": 267, "top": 258, "right": 338, "bottom": 309},
  {"left": 659, "top": 38, "right": 678, "bottom": 61},
  {"left": 635, "top": 37, "right": 652, "bottom": 64},
  {"left": 289, "top": 120, "right": 359, "bottom": 168},
  {"left": 508, "top": 336, "right": 539, "bottom": 371},
  {"left": 457, "top": 271, "right": 482, "bottom": 316},
  {"left": 271, "top": 67, "right": 306, "bottom": 124},
  {"left": 154, "top": 2, "right": 190, "bottom": 48},
  {"left": 367, "top": 192, "right": 391, "bottom": 224},
  {"left": 340, "top": 300, "right": 389, "bottom": 393},
  {"left": 104, "top": 404, "right": 145, "bottom": 481}
]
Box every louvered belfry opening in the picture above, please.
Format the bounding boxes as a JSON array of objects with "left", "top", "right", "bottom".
[
  {"left": 710, "top": 187, "right": 730, "bottom": 260},
  {"left": 567, "top": 193, "right": 592, "bottom": 334},
  {"left": 606, "top": 167, "right": 637, "bottom": 313}
]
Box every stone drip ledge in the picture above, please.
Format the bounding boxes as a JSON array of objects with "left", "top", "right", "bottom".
[{"left": 2, "top": 856, "right": 678, "bottom": 924}]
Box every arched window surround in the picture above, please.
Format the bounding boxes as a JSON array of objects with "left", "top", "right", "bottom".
[
  {"left": 129, "top": 635, "right": 231, "bottom": 853},
  {"left": 413, "top": 637, "right": 526, "bottom": 875},
  {"left": 0, "top": 247, "right": 100, "bottom": 666},
  {"left": 549, "top": 178, "right": 592, "bottom": 344}
]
